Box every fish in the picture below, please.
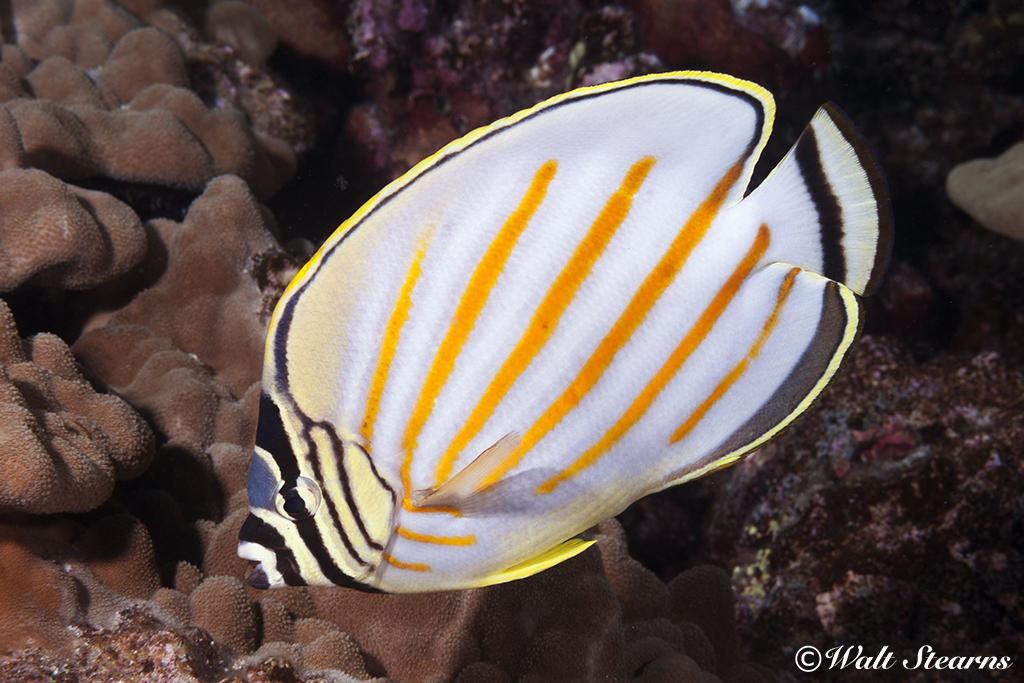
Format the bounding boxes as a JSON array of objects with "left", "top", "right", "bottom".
[{"left": 237, "top": 71, "right": 891, "bottom": 593}]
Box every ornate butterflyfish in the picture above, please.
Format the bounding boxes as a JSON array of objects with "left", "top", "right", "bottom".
[{"left": 238, "top": 71, "right": 891, "bottom": 593}]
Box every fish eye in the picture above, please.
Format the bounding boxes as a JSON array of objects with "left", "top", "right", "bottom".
[{"left": 275, "top": 477, "right": 322, "bottom": 521}]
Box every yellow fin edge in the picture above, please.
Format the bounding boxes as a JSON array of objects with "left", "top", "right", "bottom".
[
  {"left": 472, "top": 538, "right": 596, "bottom": 588},
  {"left": 269, "top": 71, "right": 777, "bottom": 340}
]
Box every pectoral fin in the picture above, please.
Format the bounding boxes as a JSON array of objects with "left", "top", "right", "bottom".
[{"left": 414, "top": 432, "right": 521, "bottom": 510}]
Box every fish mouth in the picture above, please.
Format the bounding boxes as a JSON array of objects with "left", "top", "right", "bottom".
[
  {"left": 244, "top": 560, "right": 271, "bottom": 589},
  {"left": 238, "top": 540, "right": 285, "bottom": 589}
]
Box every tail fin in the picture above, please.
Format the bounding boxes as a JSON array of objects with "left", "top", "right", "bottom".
[{"left": 749, "top": 103, "right": 892, "bottom": 296}]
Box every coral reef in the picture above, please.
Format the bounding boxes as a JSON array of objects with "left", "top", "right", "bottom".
[
  {"left": 0, "top": 0, "right": 1021, "bottom": 681},
  {"left": 238, "top": 0, "right": 349, "bottom": 70},
  {"left": 330, "top": 0, "right": 833, "bottom": 212},
  {"left": 836, "top": 0, "right": 1024, "bottom": 192},
  {"left": 73, "top": 174, "right": 274, "bottom": 440},
  {"left": 0, "top": 42, "right": 772, "bottom": 681},
  {"left": 1, "top": 0, "right": 306, "bottom": 203},
  {"left": 632, "top": 0, "right": 830, "bottom": 86},
  {"left": 205, "top": 1, "right": 277, "bottom": 67}
]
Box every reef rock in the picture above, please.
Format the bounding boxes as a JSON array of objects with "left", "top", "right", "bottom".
[{"left": 694, "top": 335, "right": 1024, "bottom": 675}]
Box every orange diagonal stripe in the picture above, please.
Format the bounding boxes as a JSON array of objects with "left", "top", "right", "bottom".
[
  {"left": 382, "top": 553, "right": 430, "bottom": 572},
  {"left": 476, "top": 158, "right": 747, "bottom": 493},
  {"left": 361, "top": 231, "right": 432, "bottom": 447},
  {"left": 537, "top": 223, "right": 771, "bottom": 495},
  {"left": 395, "top": 526, "right": 476, "bottom": 546},
  {"left": 401, "top": 160, "right": 557, "bottom": 511},
  {"left": 433, "top": 156, "right": 657, "bottom": 488},
  {"left": 669, "top": 266, "right": 798, "bottom": 444}
]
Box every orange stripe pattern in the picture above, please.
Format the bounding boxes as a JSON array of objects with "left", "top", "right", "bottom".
[
  {"left": 669, "top": 266, "right": 798, "bottom": 444},
  {"left": 536, "top": 223, "right": 771, "bottom": 494},
  {"left": 432, "top": 156, "right": 657, "bottom": 488},
  {"left": 361, "top": 232, "right": 432, "bottom": 446},
  {"left": 400, "top": 160, "right": 557, "bottom": 511},
  {"left": 475, "top": 159, "right": 747, "bottom": 494},
  {"left": 382, "top": 553, "right": 430, "bottom": 572}
]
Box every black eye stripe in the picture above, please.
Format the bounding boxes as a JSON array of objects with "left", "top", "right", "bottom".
[{"left": 256, "top": 392, "right": 300, "bottom": 484}]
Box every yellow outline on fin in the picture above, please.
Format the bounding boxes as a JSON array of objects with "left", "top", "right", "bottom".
[{"left": 473, "top": 538, "right": 596, "bottom": 587}]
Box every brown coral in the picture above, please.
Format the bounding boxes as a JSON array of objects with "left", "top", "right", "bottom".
[
  {"left": 0, "top": 299, "right": 154, "bottom": 514},
  {"left": 25, "top": 55, "right": 112, "bottom": 107},
  {"left": 77, "top": 512, "right": 162, "bottom": 600},
  {"left": 0, "top": 522, "right": 83, "bottom": 652},
  {"left": 97, "top": 26, "right": 189, "bottom": 104},
  {"left": 0, "top": 168, "right": 147, "bottom": 291},
  {"left": 3, "top": 4, "right": 298, "bottom": 200},
  {"left": 204, "top": 0, "right": 278, "bottom": 66},
  {"left": 238, "top": 0, "right": 349, "bottom": 70},
  {"left": 0, "top": 507, "right": 168, "bottom": 654},
  {"left": 74, "top": 174, "right": 274, "bottom": 443},
  {"left": 191, "top": 509, "right": 764, "bottom": 681},
  {"left": 189, "top": 575, "right": 258, "bottom": 655}
]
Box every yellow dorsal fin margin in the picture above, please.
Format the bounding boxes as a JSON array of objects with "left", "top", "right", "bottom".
[
  {"left": 474, "top": 538, "right": 596, "bottom": 588},
  {"left": 414, "top": 432, "right": 521, "bottom": 510}
]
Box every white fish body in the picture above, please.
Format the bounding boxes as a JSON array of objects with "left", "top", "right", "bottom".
[{"left": 238, "top": 71, "right": 891, "bottom": 593}]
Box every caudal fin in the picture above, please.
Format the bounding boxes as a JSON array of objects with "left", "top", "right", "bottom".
[{"left": 750, "top": 103, "right": 892, "bottom": 296}]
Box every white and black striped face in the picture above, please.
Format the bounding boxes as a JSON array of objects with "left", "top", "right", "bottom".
[
  {"left": 238, "top": 448, "right": 317, "bottom": 589},
  {"left": 238, "top": 393, "right": 394, "bottom": 591}
]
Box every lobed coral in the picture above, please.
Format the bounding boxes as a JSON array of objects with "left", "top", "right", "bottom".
[
  {"left": 1, "top": 0, "right": 302, "bottom": 201},
  {"left": 74, "top": 174, "right": 274, "bottom": 434},
  {"left": 0, "top": 300, "right": 154, "bottom": 514},
  {"left": 0, "top": 168, "right": 147, "bottom": 291},
  {"left": 946, "top": 141, "right": 1024, "bottom": 242}
]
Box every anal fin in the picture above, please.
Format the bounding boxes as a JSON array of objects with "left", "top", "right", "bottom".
[{"left": 474, "top": 537, "right": 596, "bottom": 587}]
